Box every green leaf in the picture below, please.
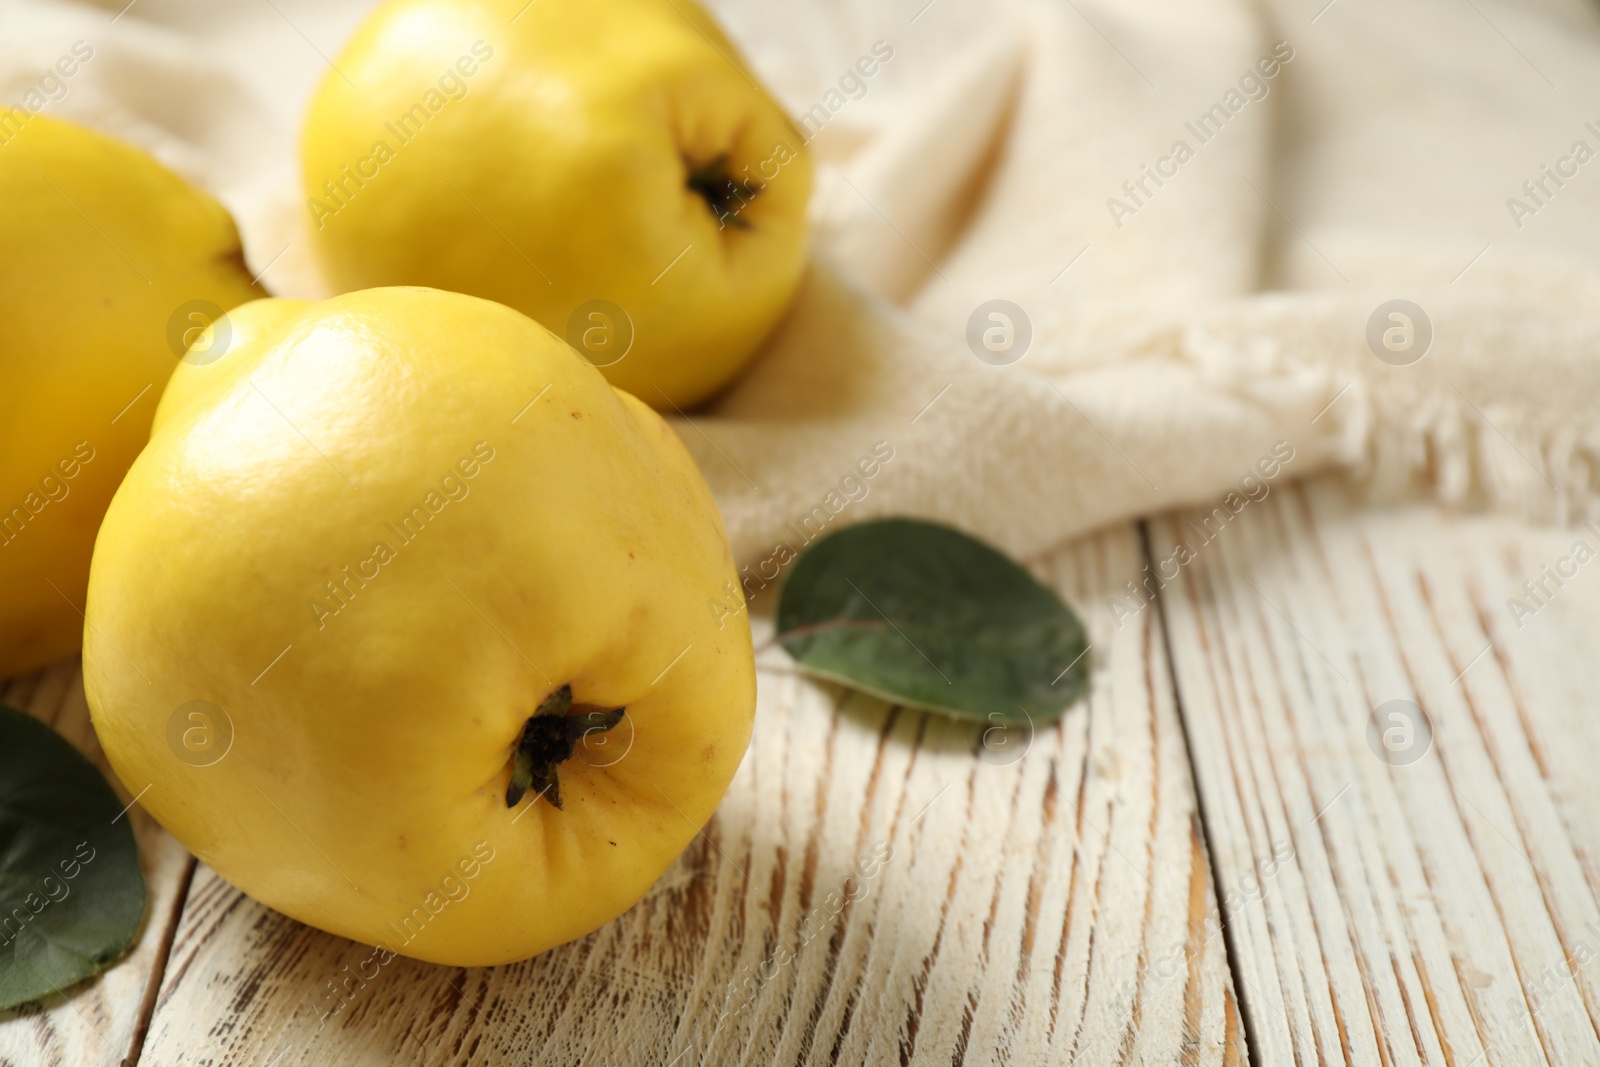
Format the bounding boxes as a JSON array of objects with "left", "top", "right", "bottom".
[
  {"left": 0, "top": 704, "right": 147, "bottom": 1012},
  {"left": 776, "top": 519, "right": 1089, "bottom": 723}
]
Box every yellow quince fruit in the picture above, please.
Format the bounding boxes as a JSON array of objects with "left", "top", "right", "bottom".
[
  {"left": 0, "top": 115, "right": 263, "bottom": 678},
  {"left": 84, "top": 287, "right": 755, "bottom": 965},
  {"left": 300, "top": 0, "right": 812, "bottom": 411}
]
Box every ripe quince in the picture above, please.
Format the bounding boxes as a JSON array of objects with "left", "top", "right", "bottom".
[
  {"left": 301, "top": 0, "right": 812, "bottom": 410},
  {"left": 0, "top": 115, "right": 262, "bottom": 676},
  {"left": 85, "top": 287, "right": 755, "bottom": 965}
]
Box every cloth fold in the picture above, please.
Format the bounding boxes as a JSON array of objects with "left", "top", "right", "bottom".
[{"left": 9, "top": 0, "right": 1600, "bottom": 565}]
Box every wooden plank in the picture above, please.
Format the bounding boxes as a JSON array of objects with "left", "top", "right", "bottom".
[
  {"left": 0, "top": 657, "right": 195, "bottom": 1067},
  {"left": 1150, "top": 476, "right": 1600, "bottom": 1066},
  {"left": 136, "top": 524, "right": 1245, "bottom": 1066}
]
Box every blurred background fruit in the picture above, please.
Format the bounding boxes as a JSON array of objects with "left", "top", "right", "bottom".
[
  {"left": 301, "top": 0, "right": 812, "bottom": 411},
  {"left": 0, "top": 115, "right": 264, "bottom": 677}
]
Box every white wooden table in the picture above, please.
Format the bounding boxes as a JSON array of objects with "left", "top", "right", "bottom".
[{"left": 4, "top": 475, "right": 1598, "bottom": 1066}]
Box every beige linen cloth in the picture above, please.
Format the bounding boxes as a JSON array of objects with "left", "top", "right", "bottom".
[{"left": 8, "top": 0, "right": 1600, "bottom": 565}]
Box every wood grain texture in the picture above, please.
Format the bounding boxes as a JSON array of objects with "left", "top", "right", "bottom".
[
  {"left": 130, "top": 523, "right": 1244, "bottom": 1066},
  {"left": 1150, "top": 476, "right": 1600, "bottom": 1066},
  {"left": 0, "top": 657, "right": 195, "bottom": 1067}
]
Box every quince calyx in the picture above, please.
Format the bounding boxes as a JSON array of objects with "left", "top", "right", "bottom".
[{"left": 506, "top": 685, "right": 625, "bottom": 811}]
